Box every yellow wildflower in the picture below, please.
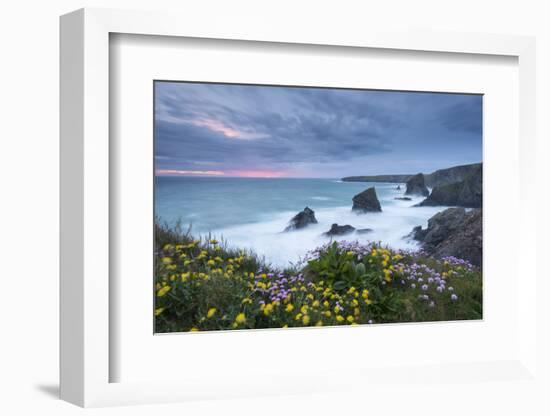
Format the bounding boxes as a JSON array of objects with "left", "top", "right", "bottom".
[
  {"left": 155, "top": 307, "right": 164, "bottom": 316},
  {"left": 235, "top": 313, "right": 246, "bottom": 324},
  {"left": 241, "top": 297, "right": 252, "bottom": 305},
  {"left": 323, "top": 300, "right": 330, "bottom": 308},
  {"left": 351, "top": 299, "right": 359, "bottom": 307},
  {"left": 300, "top": 305, "right": 309, "bottom": 314},
  {"left": 207, "top": 308, "right": 216, "bottom": 318},
  {"left": 346, "top": 315, "right": 354, "bottom": 323},
  {"left": 161, "top": 257, "right": 172, "bottom": 265},
  {"left": 315, "top": 320, "right": 323, "bottom": 327},
  {"left": 282, "top": 324, "right": 288, "bottom": 329},
  {"left": 209, "top": 239, "right": 218, "bottom": 245},
  {"left": 157, "top": 285, "right": 171, "bottom": 297},
  {"left": 189, "top": 327, "right": 199, "bottom": 332},
  {"left": 263, "top": 303, "right": 274, "bottom": 316},
  {"left": 302, "top": 315, "right": 310, "bottom": 325},
  {"left": 336, "top": 315, "right": 344, "bottom": 322},
  {"left": 295, "top": 313, "right": 303, "bottom": 321},
  {"left": 285, "top": 303, "right": 294, "bottom": 312},
  {"left": 323, "top": 311, "right": 331, "bottom": 318},
  {"left": 312, "top": 300, "right": 320, "bottom": 308}
]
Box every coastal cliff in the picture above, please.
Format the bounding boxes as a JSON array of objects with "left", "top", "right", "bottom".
[{"left": 342, "top": 163, "right": 481, "bottom": 188}]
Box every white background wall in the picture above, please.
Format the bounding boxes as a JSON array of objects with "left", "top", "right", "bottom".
[{"left": 0, "top": 0, "right": 548, "bottom": 414}]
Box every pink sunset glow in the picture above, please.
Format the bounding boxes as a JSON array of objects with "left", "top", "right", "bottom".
[
  {"left": 191, "top": 119, "right": 241, "bottom": 138},
  {"left": 156, "top": 169, "right": 225, "bottom": 176},
  {"left": 156, "top": 169, "right": 287, "bottom": 178}
]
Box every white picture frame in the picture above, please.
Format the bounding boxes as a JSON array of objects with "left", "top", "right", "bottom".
[{"left": 60, "top": 7, "right": 538, "bottom": 408}]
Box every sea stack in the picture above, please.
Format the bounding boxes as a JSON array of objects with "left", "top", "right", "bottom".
[
  {"left": 352, "top": 187, "right": 382, "bottom": 213},
  {"left": 323, "top": 224, "right": 356, "bottom": 237},
  {"left": 405, "top": 173, "right": 429, "bottom": 196},
  {"left": 284, "top": 207, "right": 318, "bottom": 231}
]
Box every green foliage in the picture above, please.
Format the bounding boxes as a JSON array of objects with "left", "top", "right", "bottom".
[{"left": 154, "top": 221, "right": 483, "bottom": 333}]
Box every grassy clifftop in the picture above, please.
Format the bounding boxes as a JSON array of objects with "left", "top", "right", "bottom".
[{"left": 154, "top": 222, "right": 482, "bottom": 333}]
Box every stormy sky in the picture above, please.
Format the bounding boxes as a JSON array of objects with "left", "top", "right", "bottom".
[{"left": 155, "top": 81, "right": 482, "bottom": 178}]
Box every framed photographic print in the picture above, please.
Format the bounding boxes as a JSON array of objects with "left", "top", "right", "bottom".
[
  {"left": 60, "top": 8, "right": 539, "bottom": 408},
  {"left": 153, "top": 81, "right": 483, "bottom": 334}
]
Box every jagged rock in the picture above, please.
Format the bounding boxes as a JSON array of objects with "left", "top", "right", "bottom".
[
  {"left": 352, "top": 187, "right": 382, "bottom": 213},
  {"left": 284, "top": 207, "right": 317, "bottom": 231},
  {"left": 323, "top": 223, "right": 356, "bottom": 237},
  {"left": 425, "top": 163, "right": 482, "bottom": 188},
  {"left": 405, "top": 173, "right": 429, "bottom": 196},
  {"left": 356, "top": 228, "right": 373, "bottom": 234},
  {"left": 410, "top": 208, "right": 482, "bottom": 266},
  {"left": 395, "top": 197, "right": 412, "bottom": 201},
  {"left": 419, "top": 164, "right": 482, "bottom": 208}
]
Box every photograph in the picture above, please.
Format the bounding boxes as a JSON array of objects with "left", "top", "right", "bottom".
[{"left": 153, "top": 81, "right": 483, "bottom": 333}]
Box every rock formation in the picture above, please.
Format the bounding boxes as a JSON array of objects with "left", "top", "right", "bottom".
[
  {"left": 352, "top": 187, "right": 382, "bottom": 213},
  {"left": 284, "top": 207, "right": 317, "bottom": 231},
  {"left": 323, "top": 224, "right": 356, "bottom": 237},
  {"left": 405, "top": 173, "right": 429, "bottom": 196},
  {"left": 395, "top": 197, "right": 412, "bottom": 201},
  {"left": 341, "top": 163, "right": 482, "bottom": 188},
  {"left": 410, "top": 207, "right": 482, "bottom": 266},
  {"left": 418, "top": 164, "right": 482, "bottom": 208}
]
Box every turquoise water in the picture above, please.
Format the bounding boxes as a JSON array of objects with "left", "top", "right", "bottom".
[{"left": 155, "top": 176, "right": 446, "bottom": 267}]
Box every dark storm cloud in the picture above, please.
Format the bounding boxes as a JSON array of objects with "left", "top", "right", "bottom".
[{"left": 154, "top": 82, "right": 482, "bottom": 177}]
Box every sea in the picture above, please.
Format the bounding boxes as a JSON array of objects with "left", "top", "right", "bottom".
[{"left": 155, "top": 176, "right": 447, "bottom": 268}]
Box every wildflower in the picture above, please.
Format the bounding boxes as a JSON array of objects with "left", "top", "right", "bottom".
[
  {"left": 295, "top": 313, "right": 303, "bottom": 321},
  {"left": 207, "top": 308, "right": 217, "bottom": 318},
  {"left": 451, "top": 294, "right": 458, "bottom": 301},
  {"left": 285, "top": 303, "right": 294, "bottom": 312},
  {"left": 306, "top": 293, "right": 314, "bottom": 301},
  {"left": 161, "top": 257, "right": 172, "bottom": 265},
  {"left": 346, "top": 315, "right": 354, "bottom": 323},
  {"left": 323, "top": 311, "right": 331, "bottom": 318},
  {"left": 302, "top": 315, "right": 310, "bottom": 325},
  {"left": 448, "top": 287, "right": 454, "bottom": 292},
  {"left": 157, "top": 285, "right": 171, "bottom": 297},
  {"left": 209, "top": 239, "right": 218, "bottom": 245},
  {"left": 263, "top": 303, "right": 274, "bottom": 315},
  {"left": 421, "top": 284, "right": 428, "bottom": 291},
  {"left": 312, "top": 300, "right": 320, "bottom": 308},
  {"left": 189, "top": 327, "right": 199, "bottom": 332},
  {"left": 241, "top": 297, "right": 252, "bottom": 305},
  {"left": 155, "top": 307, "right": 164, "bottom": 316},
  {"left": 362, "top": 289, "right": 369, "bottom": 299},
  {"left": 315, "top": 320, "right": 323, "bottom": 327},
  {"left": 184, "top": 260, "right": 192, "bottom": 266},
  {"left": 207, "top": 259, "right": 215, "bottom": 266},
  {"left": 336, "top": 315, "right": 344, "bottom": 322},
  {"left": 323, "top": 300, "right": 330, "bottom": 308},
  {"left": 351, "top": 299, "right": 359, "bottom": 307},
  {"left": 282, "top": 324, "right": 288, "bottom": 328},
  {"left": 411, "top": 283, "right": 416, "bottom": 289},
  {"left": 300, "top": 305, "right": 309, "bottom": 314},
  {"left": 163, "top": 244, "right": 173, "bottom": 251},
  {"left": 235, "top": 313, "right": 246, "bottom": 324}
]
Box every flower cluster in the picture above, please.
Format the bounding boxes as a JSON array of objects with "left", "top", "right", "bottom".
[{"left": 154, "top": 228, "right": 482, "bottom": 333}]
